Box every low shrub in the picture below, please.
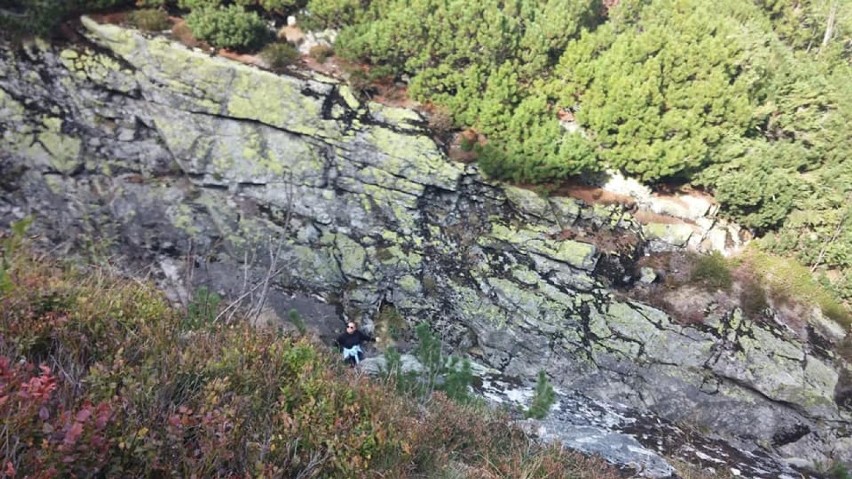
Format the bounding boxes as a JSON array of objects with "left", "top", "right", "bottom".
[
  {"left": 690, "top": 251, "right": 733, "bottom": 291},
  {"left": 236, "top": 0, "right": 301, "bottom": 14},
  {"left": 185, "top": 5, "right": 269, "bottom": 51},
  {"left": 78, "top": 0, "right": 135, "bottom": 9},
  {"left": 260, "top": 41, "right": 300, "bottom": 71},
  {"left": 743, "top": 248, "right": 851, "bottom": 327},
  {"left": 0, "top": 246, "right": 622, "bottom": 478},
  {"left": 427, "top": 105, "right": 455, "bottom": 137},
  {"left": 177, "top": 0, "right": 222, "bottom": 10},
  {"left": 127, "top": 8, "right": 171, "bottom": 31},
  {"left": 136, "top": 0, "right": 168, "bottom": 7},
  {"left": 308, "top": 43, "right": 334, "bottom": 63},
  {"left": 526, "top": 370, "right": 556, "bottom": 419}
]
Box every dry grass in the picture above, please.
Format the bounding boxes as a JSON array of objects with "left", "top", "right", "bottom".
[{"left": 668, "top": 458, "right": 735, "bottom": 479}]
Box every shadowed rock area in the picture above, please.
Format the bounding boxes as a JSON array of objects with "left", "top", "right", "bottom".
[{"left": 1, "top": 18, "right": 850, "bottom": 477}]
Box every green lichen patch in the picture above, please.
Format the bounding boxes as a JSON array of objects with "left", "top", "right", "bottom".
[
  {"left": 643, "top": 222, "right": 694, "bottom": 247},
  {"left": 368, "top": 101, "right": 423, "bottom": 130},
  {"left": 366, "top": 128, "right": 462, "bottom": 190},
  {"left": 449, "top": 282, "right": 510, "bottom": 328},
  {"left": 484, "top": 223, "right": 598, "bottom": 271},
  {"left": 334, "top": 234, "right": 372, "bottom": 280},
  {"left": 504, "top": 186, "right": 552, "bottom": 220},
  {"left": 338, "top": 85, "right": 360, "bottom": 109}
]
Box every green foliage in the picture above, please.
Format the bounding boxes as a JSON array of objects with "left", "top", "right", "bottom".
[
  {"left": 691, "top": 251, "right": 733, "bottom": 291},
  {"left": 0, "top": 0, "right": 69, "bottom": 37},
  {"left": 81, "top": 0, "right": 135, "bottom": 8},
  {"left": 321, "top": 0, "right": 604, "bottom": 182},
  {"left": 384, "top": 323, "right": 474, "bottom": 403},
  {"left": 755, "top": 0, "right": 852, "bottom": 55},
  {"left": 185, "top": 4, "right": 270, "bottom": 50},
  {"left": 0, "top": 217, "right": 32, "bottom": 294},
  {"left": 236, "top": 0, "right": 304, "bottom": 14},
  {"left": 477, "top": 93, "right": 599, "bottom": 183},
  {"left": 701, "top": 141, "right": 805, "bottom": 231},
  {"left": 742, "top": 248, "right": 850, "bottom": 326},
  {"left": 127, "top": 8, "right": 171, "bottom": 31},
  {"left": 135, "top": 0, "right": 168, "bottom": 7},
  {"left": 553, "top": 0, "right": 769, "bottom": 182},
  {"left": 260, "top": 41, "right": 300, "bottom": 71},
  {"left": 525, "top": 370, "right": 556, "bottom": 419},
  {"left": 177, "top": 0, "right": 222, "bottom": 10},
  {"left": 308, "top": 43, "right": 334, "bottom": 63},
  {"left": 286, "top": 308, "right": 306, "bottom": 334},
  {"left": 300, "top": 0, "right": 364, "bottom": 29},
  {"left": 184, "top": 286, "right": 222, "bottom": 330},
  {"left": 829, "top": 461, "right": 851, "bottom": 479}
]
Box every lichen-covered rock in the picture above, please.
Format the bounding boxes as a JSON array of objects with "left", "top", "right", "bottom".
[{"left": 1, "top": 20, "right": 849, "bottom": 477}]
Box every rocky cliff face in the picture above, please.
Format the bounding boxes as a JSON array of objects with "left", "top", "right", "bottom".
[{"left": 1, "top": 19, "right": 850, "bottom": 477}]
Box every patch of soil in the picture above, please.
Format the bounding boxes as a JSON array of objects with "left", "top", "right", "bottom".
[
  {"left": 218, "top": 49, "right": 264, "bottom": 67},
  {"left": 552, "top": 179, "right": 636, "bottom": 209},
  {"left": 447, "top": 129, "right": 481, "bottom": 163},
  {"left": 371, "top": 80, "right": 417, "bottom": 109},
  {"left": 301, "top": 54, "right": 350, "bottom": 79},
  {"left": 88, "top": 11, "right": 128, "bottom": 25},
  {"left": 171, "top": 19, "right": 202, "bottom": 49}
]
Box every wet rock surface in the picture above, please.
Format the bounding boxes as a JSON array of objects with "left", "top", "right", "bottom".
[{"left": 1, "top": 19, "right": 850, "bottom": 477}]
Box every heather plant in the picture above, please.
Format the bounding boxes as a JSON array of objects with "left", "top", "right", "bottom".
[
  {"left": 260, "top": 41, "right": 300, "bottom": 71},
  {"left": 690, "top": 251, "right": 733, "bottom": 292},
  {"left": 184, "top": 286, "right": 222, "bottom": 329},
  {"left": 0, "top": 248, "right": 622, "bottom": 478}
]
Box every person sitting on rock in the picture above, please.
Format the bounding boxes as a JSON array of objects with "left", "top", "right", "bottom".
[{"left": 335, "top": 321, "right": 373, "bottom": 366}]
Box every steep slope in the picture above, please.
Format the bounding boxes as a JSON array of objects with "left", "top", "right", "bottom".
[{"left": 0, "top": 19, "right": 849, "bottom": 476}]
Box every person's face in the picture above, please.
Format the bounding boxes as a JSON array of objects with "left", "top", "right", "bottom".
[{"left": 347, "top": 323, "right": 356, "bottom": 333}]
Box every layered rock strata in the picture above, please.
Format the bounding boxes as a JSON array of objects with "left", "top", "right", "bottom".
[{"left": 1, "top": 19, "right": 850, "bottom": 476}]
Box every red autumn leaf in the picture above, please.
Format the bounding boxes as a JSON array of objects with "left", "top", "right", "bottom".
[
  {"left": 64, "top": 422, "right": 84, "bottom": 447},
  {"left": 75, "top": 408, "right": 92, "bottom": 423}
]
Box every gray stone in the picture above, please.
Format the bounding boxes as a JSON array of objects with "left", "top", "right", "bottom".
[
  {"left": 0, "top": 21, "right": 847, "bottom": 477},
  {"left": 639, "top": 266, "right": 657, "bottom": 284},
  {"left": 359, "top": 354, "right": 424, "bottom": 376}
]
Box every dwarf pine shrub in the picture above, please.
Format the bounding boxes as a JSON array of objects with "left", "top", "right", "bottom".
[
  {"left": 526, "top": 370, "right": 556, "bottom": 419},
  {"left": 127, "top": 8, "right": 170, "bottom": 31},
  {"left": 185, "top": 5, "right": 269, "bottom": 50},
  {"left": 260, "top": 41, "right": 300, "bottom": 71}
]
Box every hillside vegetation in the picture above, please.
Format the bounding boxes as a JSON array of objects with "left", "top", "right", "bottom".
[
  {"left": 319, "top": 0, "right": 852, "bottom": 304},
  {"left": 0, "top": 242, "right": 619, "bottom": 478},
  {"left": 1, "top": 0, "right": 849, "bottom": 304}
]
